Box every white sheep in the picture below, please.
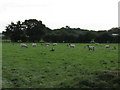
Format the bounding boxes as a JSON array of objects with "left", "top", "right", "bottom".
[
  {"left": 95, "top": 43, "right": 99, "bottom": 45},
  {"left": 87, "top": 45, "right": 95, "bottom": 51},
  {"left": 105, "top": 45, "right": 110, "bottom": 48},
  {"left": 69, "top": 44, "right": 75, "bottom": 48},
  {"left": 45, "top": 43, "right": 50, "bottom": 46},
  {"left": 32, "top": 43, "right": 37, "bottom": 47},
  {"left": 20, "top": 43, "right": 28, "bottom": 48},
  {"left": 53, "top": 43, "right": 57, "bottom": 46}
]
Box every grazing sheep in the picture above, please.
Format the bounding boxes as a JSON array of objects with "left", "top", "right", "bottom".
[
  {"left": 32, "top": 43, "right": 37, "bottom": 47},
  {"left": 53, "top": 43, "right": 57, "bottom": 46},
  {"left": 105, "top": 45, "right": 110, "bottom": 48},
  {"left": 87, "top": 45, "right": 95, "bottom": 51},
  {"left": 69, "top": 44, "right": 75, "bottom": 48},
  {"left": 45, "top": 43, "right": 50, "bottom": 46},
  {"left": 20, "top": 43, "right": 28, "bottom": 48},
  {"left": 50, "top": 48, "right": 55, "bottom": 51},
  {"left": 95, "top": 43, "right": 99, "bottom": 45}
]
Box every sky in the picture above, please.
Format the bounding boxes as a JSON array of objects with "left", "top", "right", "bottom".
[{"left": 0, "top": 0, "right": 119, "bottom": 32}]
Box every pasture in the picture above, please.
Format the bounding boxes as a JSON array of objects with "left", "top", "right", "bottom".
[{"left": 2, "top": 43, "right": 119, "bottom": 88}]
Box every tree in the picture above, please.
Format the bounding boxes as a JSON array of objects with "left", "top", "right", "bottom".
[
  {"left": 3, "top": 19, "right": 47, "bottom": 42},
  {"left": 24, "top": 19, "right": 46, "bottom": 42},
  {"left": 3, "top": 19, "right": 120, "bottom": 43},
  {"left": 84, "top": 31, "right": 96, "bottom": 43},
  {"left": 77, "top": 34, "right": 84, "bottom": 43},
  {"left": 99, "top": 33, "right": 112, "bottom": 43},
  {"left": 3, "top": 21, "right": 25, "bottom": 42}
]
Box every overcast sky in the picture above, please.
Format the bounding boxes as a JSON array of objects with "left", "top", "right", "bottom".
[{"left": 0, "top": 0, "right": 119, "bottom": 32}]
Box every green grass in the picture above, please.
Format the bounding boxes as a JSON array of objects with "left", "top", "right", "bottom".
[
  {"left": 2, "top": 43, "right": 119, "bottom": 88},
  {"left": 0, "top": 42, "right": 2, "bottom": 89}
]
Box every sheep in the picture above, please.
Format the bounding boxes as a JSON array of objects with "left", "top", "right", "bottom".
[
  {"left": 50, "top": 48, "right": 55, "bottom": 51},
  {"left": 20, "top": 43, "right": 28, "bottom": 48},
  {"left": 52, "top": 43, "right": 57, "bottom": 46},
  {"left": 32, "top": 43, "right": 37, "bottom": 47},
  {"left": 69, "top": 44, "right": 75, "bottom": 48},
  {"left": 87, "top": 45, "right": 95, "bottom": 51},
  {"left": 95, "top": 43, "right": 99, "bottom": 45},
  {"left": 105, "top": 45, "right": 110, "bottom": 48},
  {"left": 45, "top": 43, "right": 50, "bottom": 46}
]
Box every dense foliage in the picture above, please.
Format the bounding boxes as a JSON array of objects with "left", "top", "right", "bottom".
[{"left": 2, "top": 19, "right": 120, "bottom": 43}]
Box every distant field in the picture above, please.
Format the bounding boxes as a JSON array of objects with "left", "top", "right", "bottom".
[{"left": 2, "top": 43, "right": 119, "bottom": 88}]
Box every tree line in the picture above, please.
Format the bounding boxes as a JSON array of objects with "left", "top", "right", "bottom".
[{"left": 2, "top": 19, "right": 120, "bottom": 43}]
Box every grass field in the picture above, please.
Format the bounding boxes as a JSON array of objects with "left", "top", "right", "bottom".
[{"left": 2, "top": 43, "right": 119, "bottom": 88}]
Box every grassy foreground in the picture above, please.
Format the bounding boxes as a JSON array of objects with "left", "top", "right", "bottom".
[{"left": 2, "top": 43, "right": 119, "bottom": 88}]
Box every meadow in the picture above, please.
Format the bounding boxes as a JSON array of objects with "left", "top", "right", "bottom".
[{"left": 2, "top": 43, "right": 119, "bottom": 88}]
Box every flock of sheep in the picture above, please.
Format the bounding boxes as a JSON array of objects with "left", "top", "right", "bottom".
[{"left": 20, "top": 43, "right": 114, "bottom": 51}]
